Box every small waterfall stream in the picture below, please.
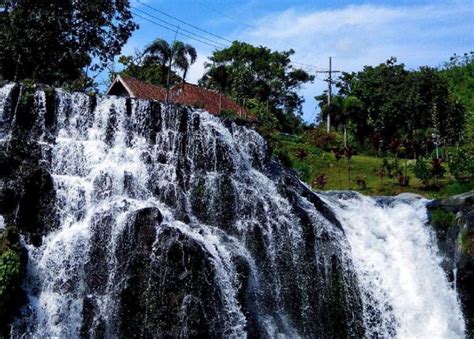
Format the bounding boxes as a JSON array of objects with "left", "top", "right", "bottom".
[
  {"left": 0, "top": 84, "right": 466, "bottom": 338},
  {"left": 322, "top": 192, "right": 466, "bottom": 338}
]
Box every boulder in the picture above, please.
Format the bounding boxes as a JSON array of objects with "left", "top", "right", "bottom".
[{"left": 428, "top": 190, "right": 474, "bottom": 334}]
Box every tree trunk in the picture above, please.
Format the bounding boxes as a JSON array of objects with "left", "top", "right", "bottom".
[
  {"left": 166, "top": 58, "right": 172, "bottom": 103},
  {"left": 343, "top": 125, "right": 347, "bottom": 148}
]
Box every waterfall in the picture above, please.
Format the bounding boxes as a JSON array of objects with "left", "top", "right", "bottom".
[
  {"left": 321, "top": 192, "right": 466, "bottom": 338},
  {"left": 0, "top": 84, "right": 466, "bottom": 338}
]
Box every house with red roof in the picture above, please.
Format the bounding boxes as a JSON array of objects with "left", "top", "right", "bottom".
[{"left": 107, "top": 75, "right": 253, "bottom": 120}]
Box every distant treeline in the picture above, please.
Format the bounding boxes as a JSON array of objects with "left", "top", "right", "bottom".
[{"left": 315, "top": 53, "right": 473, "bottom": 157}]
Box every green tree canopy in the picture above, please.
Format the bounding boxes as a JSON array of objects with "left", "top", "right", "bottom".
[
  {"left": 144, "top": 39, "right": 197, "bottom": 84},
  {"left": 439, "top": 52, "right": 474, "bottom": 144},
  {"left": 0, "top": 0, "right": 138, "bottom": 88},
  {"left": 199, "top": 41, "right": 314, "bottom": 133},
  {"left": 320, "top": 57, "right": 466, "bottom": 153}
]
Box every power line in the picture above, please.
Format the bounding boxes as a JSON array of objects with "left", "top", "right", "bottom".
[
  {"left": 291, "top": 61, "right": 327, "bottom": 71},
  {"left": 136, "top": 0, "right": 233, "bottom": 44},
  {"left": 316, "top": 57, "right": 341, "bottom": 133},
  {"left": 131, "top": 11, "right": 223, "bottom": 49},
  {"left": 132, "top": 7, "right": 228, "bottom": 48},
  {"left": 133, "top": 1, "right": 327, "bottom": 72}
]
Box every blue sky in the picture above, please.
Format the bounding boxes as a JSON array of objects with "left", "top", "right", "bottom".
[{"left": 113, "top": 0, "right": 474, "bottom": 122}]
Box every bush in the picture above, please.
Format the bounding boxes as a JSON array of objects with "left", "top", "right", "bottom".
[
  {"left": 459, "top": 229, "right": 474, "bottom": 255},
  {"left": 430, "top": 208, "right": 456, "bottom": 230},
  {"left": 0, "top": 226, "right": 26, "bottom": 333},
  {"left": 220, "top": 108, "right": 239, "bottom": 119},
  {"left": 380, "top": 158, "right": 400, "bottom": 179},
  {"left": 312, "top": 174, "right": 328, "bottom": 189},
  {"left": 356, "top": 177, "right": 367, "bottom": 189},
  {"left": 412, "top": 157, "right": 432, "bottom": 185},
  {"left": 273, "top": 144, "right": 293, "bottom": 167},
  {"left": 0, "top": 250, "right": 22, "bottom": 324},
  {"left": 431, "top": 158, "right": 446, "bottom": 181},
  {"left": 307, "top": 126, "right": 342, "bottom": 151},
  {"left": 448, "top": 147, "right": 474, "bottom": 180},
  {"left": 295, "top": 147, "right": 308, "bottom": 160},
  {"left": 0, "top": 250, "right": 21, "bottom": 299}
]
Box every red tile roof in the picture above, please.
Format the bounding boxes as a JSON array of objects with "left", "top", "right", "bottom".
[
  {"left": 116, "top": 75, "right": 167, "bottom": 101},
  {"left": 170, "top": 83, "right": 252, "bottom": 119},
  {"left": 108, "top": 76, "right": 253, "bottom": 120}
]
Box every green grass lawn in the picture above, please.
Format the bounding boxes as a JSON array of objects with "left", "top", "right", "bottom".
[{"left": 274, "top": 133, "right": 474, "bottom": 199}]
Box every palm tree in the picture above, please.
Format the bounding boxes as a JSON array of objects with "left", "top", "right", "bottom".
[
  {"left": 144, "top": 38, "right": 197, "bottom": 100},
  {"left": 342, "top": 96, "right": 363, "bottom": 147}
]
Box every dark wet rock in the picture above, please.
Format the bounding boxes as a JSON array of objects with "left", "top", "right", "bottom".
[
  {"left": 16, "top": 167, "right": 57, "bottom": 238},
  {"left": 93, "top": 172, "right": 113, "bottom": 200},
  {"left": 428, "top": 191, "right": 474, "bottom": 211},
  {"left": 116, "top": 221, "right": 228, "bottom": 338},
  {"left": 428, "top": 190, "right": 474, "bottom": 335}
]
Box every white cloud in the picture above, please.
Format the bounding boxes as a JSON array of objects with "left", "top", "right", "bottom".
[
  {"left": 186, "top": 53, "right": 210, "bottom": 84},
  {"left": 239, "top": 1, "right": 474, "bottom": 121}
]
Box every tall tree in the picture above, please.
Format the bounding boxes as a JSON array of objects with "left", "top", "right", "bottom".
[
  {"left": 322, "top": 58, "right": 467, "bottom": 152},
  {"left": 199, "top": 41, "right": 314, "bottom": 133},
  {"left": 114, "top": 38, "right": 197, "bottom": 91},
  {"left": 0, "top": 0, "right": 138, "bottom": 88},
  {"left": 440, "top": 52, "right": 474, "bottom": 144},
  {"left": 144, "top": 39, "right": 197, "bottom": 85}
]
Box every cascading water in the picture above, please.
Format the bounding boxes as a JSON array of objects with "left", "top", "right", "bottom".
[
  {"left": 321, "top": 192, "right": 466, "bottom": 338},
  {"left": 0, "top": 83, "right": 466, "bottom": 338}
]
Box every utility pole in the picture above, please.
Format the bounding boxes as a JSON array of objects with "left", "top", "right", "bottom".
[
  {"left": 166, "top": 26, "right": 180, "bottom": 104},
  {"left": 316, "top": 57, "right": 340, "bottom": 133}
]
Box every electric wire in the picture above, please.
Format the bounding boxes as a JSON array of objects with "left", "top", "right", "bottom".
[
  {"left": 136, "top": 0, "right": 233, "bottom": 43},
  {"left": 133, "top": 1, "right": 327, "bottom": 72},
  {"left": 131, "top": 11, "right": 223, "bottom": 49},
  {"left": 132, "top": 7, "right": 228, "bottom": 48}
]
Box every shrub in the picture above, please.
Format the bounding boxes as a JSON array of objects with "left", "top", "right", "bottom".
[
  {"left": 0, "top": 250, "right": 21, "bottom": 299},
  {"left": 313, "top": 174, "right": 328, "bottom": 189},
  {"left": 273, "top": 145, "right": 293, "bottom": 168},
  {"left": 380, "top": 158, "right": 400, "bottom": 179},
  {"left": 412, "top": 157, "right": 432, "bottom": 185},
  {"left": 459, "top": 229, "right": 474, "bottom": 255},
  {"left": 356, "top": 177, "right": 367, "bottom": 189},
  {"left": 295, "top": 147, "right": 308, "bottom": 160},
  {"left": 397, "top": 173, "right": 410, "bottom": 186},
  {"left": 430, "top": 208, "right": 456, "bottom": 231},
  {"left": 448, "top": 147, "right": 474, "bottom": 180},
  {"left": 0, "top": 250, "right": 22, "bottom": 324},
  {"left": 307, "top": 126, "right": 341, "bottom": 151},
  {"left": 431, "top": 158, "right": 446, "bottom": 181}
]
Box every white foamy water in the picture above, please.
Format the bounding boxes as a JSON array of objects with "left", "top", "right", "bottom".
[
  {"left": 322, "top": 193, "right": 466, "bottom": 338},
  {"left": 0, "top": 83, "right": 16, "bottom": 141},
  {"left": 13, "top": 93, "right": 251, "bottom": 337}
]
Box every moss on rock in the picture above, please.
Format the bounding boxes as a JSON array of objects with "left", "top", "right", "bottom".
[
  {"left": 0, "top": 226, "right": 26, "bottom": 336},
  {"left": 430, "top": 208, "right": 456, "bottom": 231}
]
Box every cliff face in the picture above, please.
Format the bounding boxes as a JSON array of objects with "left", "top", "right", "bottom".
[
  {"left": 0, "top": 83, "right": 365, "bottom": 337},
  {"left": 428, "top": 191, "right": 474, "bottom": 336}
]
